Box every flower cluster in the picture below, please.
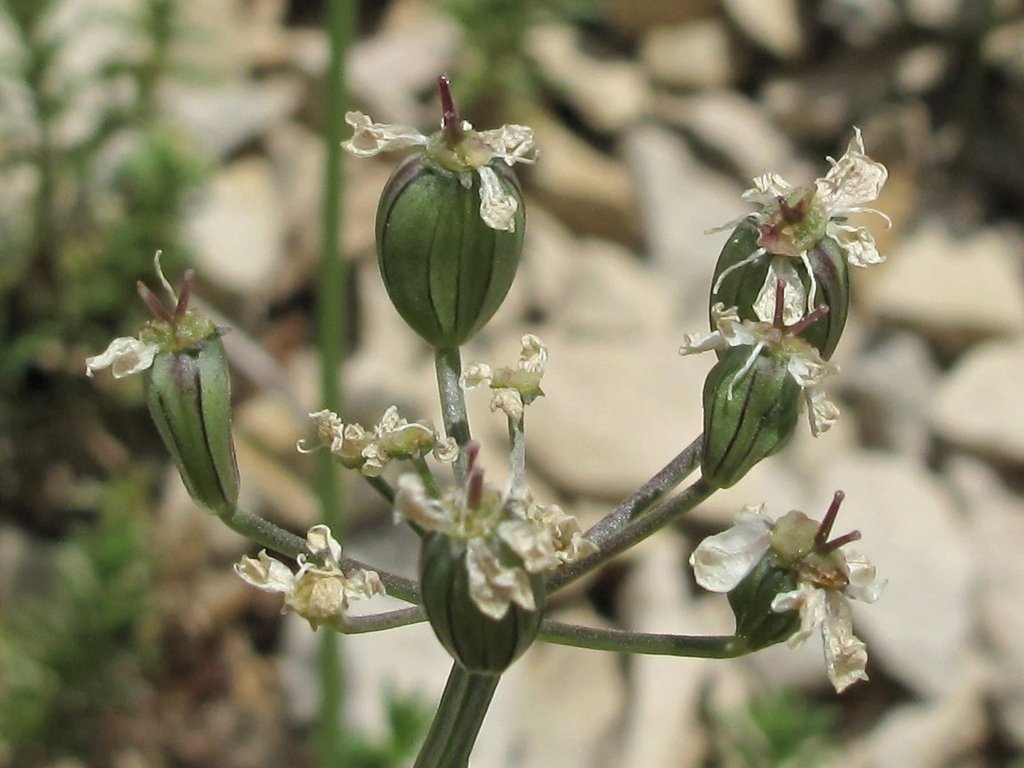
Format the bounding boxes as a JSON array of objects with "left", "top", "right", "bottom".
[
  {"left": 396, "top": 462, "right": 596, "bottom": 620},
  {"left": 462, "top": 334, "right": 548, "bottom": 422},
  {"left": 713, "top": 128, "right": 889, "bottom": 324},
  {"left": 690, "top": 494, "right": 884, "bottom": 692},
  {"left": 681, "top": 302, "right": 839, "bottom": 436},
  {"left": 235, "top": 525, "right": 385, "bottom": 631},
  {"left": 342, "top": 107, "right": 536, "bottom": 233},
  {"left": 301, "top": 406, "right": 457, "bottom": 477}
]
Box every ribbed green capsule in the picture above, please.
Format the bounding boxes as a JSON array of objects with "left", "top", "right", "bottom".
[
  {"left": 376, "top": 156, "right": 525, "bottom": 349},
  {"left": 728, "top": 554, "right": 801, "bottom": 651},
  {"left": 701, "top": 346, "right": 801, "bottom": 489},
  {"left": 145, "top": 336, "right": 239, "bottom": 514},
  {"left": 710, "top": 219, "right": 850, "bottom": 360},
  {"left": 419, "top": 532, "right": 544, "bottom": 675}
]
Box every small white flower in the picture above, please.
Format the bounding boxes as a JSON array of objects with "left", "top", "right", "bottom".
[
  {"left": 680, "top": 303, "right": 839, "bottom": 436},
  {"left": 341, "top": 108, "right": 536, "bottom": 233},
  {"left": 235, "top": 524, "right": 385, "bottom": 630},
  {"left": 690, "top": 497, "right": 885, "bottom": 693},
  {"left": 466, "top": 538, "right": 536, "bottom": 619},
  {"left": 85, "top": 336, "right": 159, "bottom": 378},
  {"left": 462, "top": 335, "right": 547, "bottom": 422},
  {"left": 299, "top": 406, "right": 454, "bottom": 474},
  {"left": 713, "top": 128, "right": 889, "bottom": 323}
]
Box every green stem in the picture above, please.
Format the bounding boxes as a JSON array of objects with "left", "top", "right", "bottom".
[
  {"left": 434, "top": 346, "right": 472, "bottom": 482},
  {"left": 316, "top": 1, "right": 353, "bottom": 764},
  {"left": 412, "top": 455, "right": 441, "bottom": 499},
  {"left": 508, "top": 414, "right": 526, "bottom": 492},
  {"left": 364, "top": 474, "right": 396, "bottom": 504},
  {"left": 538, "top": 619, "right": 749, "bottom": 658},
  {"left": 340, "top": 606, "right": 426, "bottom": 634},
  {"left": 414, "top": 664, "right": 500, "bottom": 768},
  {"left": 547, "top": 476, "right": 715, "bottom": 593}
]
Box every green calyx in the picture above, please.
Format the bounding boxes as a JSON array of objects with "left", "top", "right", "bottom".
[
  {"left": 375, "top": 155, "right": 524, "bottom": 348},
  {"left": 419, "top": 532, "right": 544, "bottom": 675},
  {"left": 145, "top": 336, "right": 239, "bottom": 514},
  {"left": 701, "top": 345, "right": 801, "bottom": 489},
  {"left": 727, "top": 554, "right": 801, "bottom": 651}
]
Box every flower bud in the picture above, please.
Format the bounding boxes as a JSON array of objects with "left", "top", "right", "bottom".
[
  {"left": 701, "top": 346, "right": 801, "bottom": 489},
  {"left": 727, "top": 552, "right": 801, "bottom": 651},
  {"left": 419, "top": 532, "right": 544, "bottom": 674},
  {"left": 376, "top": 155, "right": 525, "bottom": 348},
  {"left": 145, "top": 336, "right": 240, "bottom": 514},
  {"left": 710, "top": 220, "right": 851, "bottom": 360}
]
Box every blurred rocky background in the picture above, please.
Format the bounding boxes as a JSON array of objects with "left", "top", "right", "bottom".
[{"left": 2, "top": 0, "right": 1024, "bottom": 766}]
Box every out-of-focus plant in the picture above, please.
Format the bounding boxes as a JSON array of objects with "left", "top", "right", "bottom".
[
  {"left": 339, "top": 689, "right": 433, "bottom": 768},
  {"left": 0, "top": 472, "right": 158, "bottom": 765},
  {"left": 0, "top": 0, "right": 205, "bottom": 523},
  {"left": 709, "top": 689, "right": 837, "bottom": 768}
]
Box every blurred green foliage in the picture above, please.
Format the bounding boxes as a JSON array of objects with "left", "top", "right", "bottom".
[
  {"left": 0, "top": 472, "right": 158, "bottom": 765},
  {"left": 708, "top": 689, "right": 838, "bottom": 768},
  {"left": 340, "top": 688, "right": 434, "bottom": 768}
]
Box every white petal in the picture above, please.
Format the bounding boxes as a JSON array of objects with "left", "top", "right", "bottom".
[
  {"left": 461, "top": 363, "right": 493, "bottom": 389},
  {"left": 805, "top": 386, "right": 840, "bottom": 437},
  {"left": 85, "top": 337, "right": 159, "bottom": 378},
  {"left": 816, "top": 127, "right": 888, "bottom": 213},
  {"left": 341, "top": 111, "right": 428, "bottom": 157},
  {"left": 235, "top": 550, "right": 295, "bottom": 595},
  {"left": 490, "top": 389, "right": 524, "bottom": 422},
  {"left": 466, "top": 539, "right": 535, "bottom": 619},
  {"left": 394, "top": 474, "right": 453, "bottom": 533},
  {"left": 498, "top": 519, "right": 559, "bottom": 573},
  {"left": 785, "top": 346, "right": 832, "bottom": 388},
  {"left": 753, "top": 257, "right": 807, "bottom": 325},
  {"left": 433, "top": 437, "right": 459, "bottom": 464},
  {"left": 476, "top": 123, "right": 537, "bottom": 165},
  {"left": 821, "top": 591, "right": 870, "bottom": 692},
  {"left": 772, "top": 582, "right": 827, "bottom": 648},
  {"left": 306, "top": 524, "right": 343, "bottom": 567},
  {"left": 690, "top": 510, "right": 772, "bottom": 592},
  {"left": 841, "top": 550, "right": 887, "bottom": 603},
  {"left": 518, "top": 334, "right": 547, "bottom": 373},
  {"left": 742, "top": 172, "right": 794, "bottom": 206},
  {"left": 343, "top": 568, "right": 386, "bottom": 601},
  {"left": 679, "top": 330, "right": 725, "bottom": 355},
  {"left": 829, "top": 222, "right": 886, "bottom": 267},
  {"left": 477, "top": 166, "right": 518, "bottom": 232}
]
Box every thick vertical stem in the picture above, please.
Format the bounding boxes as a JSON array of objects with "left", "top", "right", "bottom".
[
  {"left": 414, "top": 664, "right": 501, "bottom": 768},
  {"left": 316, "top": 1, "right": 353, "bottom": 765}
]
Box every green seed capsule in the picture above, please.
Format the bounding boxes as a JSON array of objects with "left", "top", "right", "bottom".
[
  {"left": 701, "top": 346, "right": 801, "bottom": 489},
  {"left": 376, "top": 155, "right": 525, "bottom": 349},
  {"left": 145, "top": 336, "right": 239, "bottom": 514},
  {"left": 728, "top": 554, "right": 801, "bottom": 651},
  {"left": 710, "top": 219, "right": 851, "bottom": 360},
  {"left": 419, "top": 532, "right": 543, "bottom": 675}
]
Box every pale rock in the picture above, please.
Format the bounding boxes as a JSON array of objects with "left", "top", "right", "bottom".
[
  {"left": 528, "top": 25, "right": 651, "bottom": 135},
  {"left": 893, "top": 44, "right": 952, "bottom": 96},
  {"left": 833, "top": 669, "right": 988, "bottom": 768},
  {"left": 186, "top": 158, "right": 287, "bottom": 294},
  {"left": 870, "top": 220, "right": 1024, "bottom": 341},
  {"left": 841, "top": 331, "right": 940, "bottom": 456},
  {"left": 531, "top": 116, "right": 637, "bottom": 242},
  {"left": 525, "top": 330, "right": 706, "bottom": 501},
  {"left": 984, "top": 20, "right": 1024, "bottom": 84},
  {"left": 349, "top": 7, "right": 460, "bottom": 121},
  {"left": 694, "top": 453, "right": 815, "bottom": 530},
  {"left": 655, "top": 89, "right": 811, "bottom": 181},
  {"left": 607, "top": 0, "right": 720, "bottom": 36},
  {"left": 164, "top": 79, "right": 303, "bottom": 158},
  {"left": 175, "top": 0, "right": 286, "bottom": 77},
  {"left": 931, "top": 339, "right": 1024, "bottom": 463},
  {"left": 904, "top": 0, "right": 968, "bottom": 30},
  {"left": 817, "top": 0, "right": 903, "bottom": 45},
  {"left": 643, "top": 20, "right": 745, "bottom": 90},
  {"left": 722, "top": 0, "right": 806, "bottom": 60},
  {"left": 951, "top": 458, "right": 1024, "bottom": 746},
  {"left": 815, "top": 453, "right": 975, "bottom": 696},
  {"left": 515, "top": 607, "right": 626, "bottom": 768},
  {"left": 618, "top": 534, "right": 719, "bottom": 768},
  {"left": 623, "top": 124, "right": 745, "bottom": 309},
  {"left": 761, "top": 76, "right": 854, "bottom": 140}
]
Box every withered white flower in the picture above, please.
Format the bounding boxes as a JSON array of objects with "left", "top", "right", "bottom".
[
  {"left": 680, "top": 303, "right": 839, "bottom": 436},
  {"left": 86, "top": 336, "right": 159, "bottom": 378},
  {"left": 690, "top": 496, "right": 885, "bottom": 692},
  {"left": 394, "top": 456, "right": 594, "bottom": 620},
  {"left": 462, "top": 334, "right": 547, "bottom": 422},
  {"left": 300, "top": 406, "right": 456, "bottom": 476},
  {"left": 341, "top": 107, "right": 536, "bottom": 233},
  {"left": 235, "top": 524, "right": 385, "bottom": 631},
  {"left": 712, "top": 128, "right": 890, "bottom": 324}
]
